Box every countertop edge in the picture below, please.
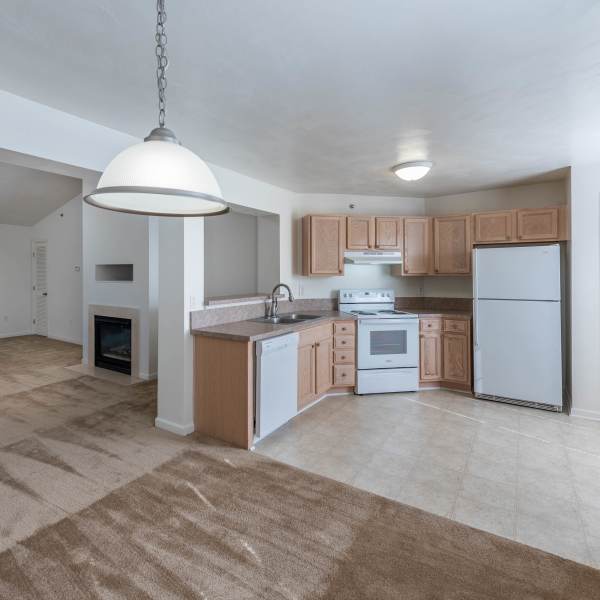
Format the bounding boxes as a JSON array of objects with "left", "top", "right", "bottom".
[{"left": 192, "top": 309, "right": 472, "bottom": 342}]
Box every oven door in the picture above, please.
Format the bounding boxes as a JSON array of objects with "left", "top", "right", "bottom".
[{"left": 357, "top": 319, "right": 418, "bottom": 369}]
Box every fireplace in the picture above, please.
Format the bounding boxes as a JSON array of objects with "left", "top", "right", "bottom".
[{"left": 94, "top": 315, "right": 132, "bottom": 374}]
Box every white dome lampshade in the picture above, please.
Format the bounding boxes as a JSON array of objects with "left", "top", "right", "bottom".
[
  {"left": 392, "top": 160, "right": 433, "bottom": 182},
  {"left": 84, "top": 128, "right": 228, "bottom": 217}
]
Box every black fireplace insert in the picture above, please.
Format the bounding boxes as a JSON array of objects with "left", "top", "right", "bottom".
[{"left": 94, "top": 315, "right": 132, "bottom": 374}]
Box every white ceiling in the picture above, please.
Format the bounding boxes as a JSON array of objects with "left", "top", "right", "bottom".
[
  {"left": 0, "top": 161, "right": 82, "bottom": 225},
  {"left": 1, "top": 0, "right": 599, "bottom": 196}
]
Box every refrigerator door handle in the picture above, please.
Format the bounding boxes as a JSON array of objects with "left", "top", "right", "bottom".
[{"left": 473, "top": 299, "right": 479, "bottom": 348}]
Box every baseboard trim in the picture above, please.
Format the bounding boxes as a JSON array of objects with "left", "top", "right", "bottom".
[
  {"left": 0, "top": 331, "right": 32, "bottom": 339},
  {"left": 139, "top": 371, "right": 158, "bottom": 381},
  {"left": 155, "top": 417, "right": 195, "bottom": 436},
  {"left": 48, "top": 335, "right": 82, "bottom": 345},
  {"left": 570, "top": 407, "right": 600, "bottom": 421}
]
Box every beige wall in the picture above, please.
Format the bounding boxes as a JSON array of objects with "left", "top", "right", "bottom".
[{"left": 425, "top": 180, "right": 566, "bottom": 215}]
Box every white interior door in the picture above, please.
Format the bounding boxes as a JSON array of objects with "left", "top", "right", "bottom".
[{"left": 32, "top": 242, "right": 48, "bottom": 336}]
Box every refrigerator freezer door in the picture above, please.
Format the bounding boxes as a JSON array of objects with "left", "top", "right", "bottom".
[
  {"left": 474, "top": 299, "right": 562, "bottom": 407},
  {"left": 474, "top": 245, "right": 560, "bottom": 301}
]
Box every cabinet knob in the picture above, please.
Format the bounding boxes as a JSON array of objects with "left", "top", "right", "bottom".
[
  {"left": 316, "top": 342, "right": 320, "bottom": 347},
  {"left": 341, "top": 372, "right": 346, "bottom": 377}
]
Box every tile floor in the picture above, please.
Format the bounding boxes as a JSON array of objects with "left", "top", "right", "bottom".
[{"left": 254, "top": 389, "right": 600, "bottom": 569}]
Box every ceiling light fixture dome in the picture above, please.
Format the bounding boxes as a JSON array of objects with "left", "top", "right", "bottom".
[
  {"left": 391, "top": 160, "right": 433, "bottom": 182},
  {"left": 84, "top": 0, "right": 228, "bottom": 217}
]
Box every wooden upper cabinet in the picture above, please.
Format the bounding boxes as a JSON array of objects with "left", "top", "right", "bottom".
[
  {"left": 433, "top": 215, "right": 471, "bottom": 275},
  {"left": 473, "top": 211, "right": 515, "bottom": 243},
  {"left": 516, "top": 207, "right": 559, "bottom": 241},
  {"left": 375, "top": 217, "right": 403, "bottom": 249},
  {"left": 403, "top": 217, "right": 431, "bottom": 275},
  {"left": 302, "top": 215, "right": 345, "bottom": 276},
  {"left": 346, "top": 216, "right": 374, "bottom": 249},
  {"left": 442, "top": 333, "right": 470, "bottom": 385}
]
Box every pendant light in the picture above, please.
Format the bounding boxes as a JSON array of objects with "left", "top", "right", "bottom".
[
  {"left": 391, "top": 160, "right": 433, "bottom": 182},
  {"left": 84, "top": 0, "right": 228, "bottom": 217}
]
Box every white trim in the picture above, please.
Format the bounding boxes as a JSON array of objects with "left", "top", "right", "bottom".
[
  {"left": 570, "top": 407, "right": 600, "bottom": 421},
  {"left": 139, "top": 371, "right": 158, "bottom": 381},
  {"left": 155, "top": 417, "right": 195, "bottom": 436},
  {"left": 0, "top": 331, "right": 33, "bottom": 339},
  {"left": 48, "top": 334, "right": 82, "bottom": 345}
]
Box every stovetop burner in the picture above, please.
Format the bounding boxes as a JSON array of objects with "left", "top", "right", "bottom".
[{"left": 351, "top": 310, "right": 377, "bottom": 315}]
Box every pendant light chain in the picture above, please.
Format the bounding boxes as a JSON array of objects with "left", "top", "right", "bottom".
[{"left": 155, "top": 0, "right": 168, "bottom": 128}]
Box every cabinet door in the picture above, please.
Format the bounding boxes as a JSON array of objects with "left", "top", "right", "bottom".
[
  {"left": 403, "top": 217, "right": 431, "bottom": 275},
  {"left": 347, "top": 216, "right": 374, "bottom": 249},
  {"left": 315, "top": 338, "right": 333, "bottom": 396},
  {"left": 375, "top": 217, "right": 403, "bottom": 249},
  {"left": 433, "top": 215, "right": 471, "bottom": 274},
  {"left": 298, "top": 343, "right": 316, "bottom": 410},
  {"left": 516, "top": 208, "right": 559, "bottom": 241},
  {"left": 304, "top": 215, "right": 345, "bottom": 275},
  {"left": 420, "top": 333, "right": 442, "bottom": 381},
  {"left": 442, "top": 333, "right": 470, "bottom": 384},
  {"left": 473, "top": 211, "right": 514, "bottom": 243}
]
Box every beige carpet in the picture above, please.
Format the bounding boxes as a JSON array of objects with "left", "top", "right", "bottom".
[{"left": 1, "top": 336, "right": 600, "bottom": 599}]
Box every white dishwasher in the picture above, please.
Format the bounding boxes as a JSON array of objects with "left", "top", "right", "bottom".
[{"left": 255, "top": 332, "right": 299, "bottom": 440}]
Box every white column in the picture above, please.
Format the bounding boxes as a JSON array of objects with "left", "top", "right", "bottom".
[
  {"left": 570, "top": 164, "right": 600, "bottom": 419},
  {"left": 156, "top": 217, "right": 204, "bottom": 435}
]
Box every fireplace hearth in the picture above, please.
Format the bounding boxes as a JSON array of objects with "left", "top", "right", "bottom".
[{"left": 94, "top": 315, "right": 132, "bottom": 374}]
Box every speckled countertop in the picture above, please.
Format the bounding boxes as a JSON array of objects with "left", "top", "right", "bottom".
[
  {"left": 413, "top": 310, "right": 472, "bottom": 319},
  {"left": 191, "top": 310, "right": 356, "bottom": 342},
  {"left": 192, "top": 308, "right": 472, "bottom": 342}
]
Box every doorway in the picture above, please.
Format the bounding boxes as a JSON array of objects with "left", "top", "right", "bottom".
[{"left": 32, "top": 241, "right": 48, "bottom": 337}]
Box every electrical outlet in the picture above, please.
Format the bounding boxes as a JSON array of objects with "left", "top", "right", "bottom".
[{"left": 298, "top": 284, "right": 304, "bottom": 297}]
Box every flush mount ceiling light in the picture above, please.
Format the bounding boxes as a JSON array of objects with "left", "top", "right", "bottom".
[
  {"left": 84, "top": 0, "right": 228, "bottom": 217},
  {"left": 391, "top": 160, "right": 433, "bottom": 182}
]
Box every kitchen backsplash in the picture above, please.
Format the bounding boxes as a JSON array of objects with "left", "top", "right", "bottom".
[
  {"left": 190, "top": 296, "right": 472, "bottom": 330},
  {"left": 395, "top": 297, "right": 473, "bottom": 312}
]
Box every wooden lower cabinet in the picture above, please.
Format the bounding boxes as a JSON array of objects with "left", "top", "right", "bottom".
[
  {"left": 419, "top": 316, "right": 472, "bottom": 391},
  {"left": 194, "top": 336, "right": 254, "bottom": 449},
  {"left": 420, "top": 333, "right": 442, "bottom": 381},
  {"left": 442, "top": 333, "right": 470, "bottom": 384},
  {"left": 315, "top": 337, "right": 333, "bottom": 395},
  {"left": 331, "top": 320, "right": 356, "bottom": 389},
  {"left": 297, "top": 322, "right": 333, "bottom": 410},
  {"left": 297, "top": 342, "right": 316, "bottom": 409}
]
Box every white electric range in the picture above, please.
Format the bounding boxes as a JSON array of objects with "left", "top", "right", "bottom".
[{"left": 339, "top": 289, "right": 419, "bottom": 394}]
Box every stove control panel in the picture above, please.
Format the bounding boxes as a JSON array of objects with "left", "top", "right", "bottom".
[{"left": 339, "top": 289, "right": 395, "bottom": 303}]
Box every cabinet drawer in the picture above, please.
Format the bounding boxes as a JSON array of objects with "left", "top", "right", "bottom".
[
  {"left": 299, "top": 322, "right": 333, "bottom": 346},
  {"left": 334, "top": 335, "right": 355, "bottom": 349},
  {"left": 333, "top": 349, "right": 355, "bottom": 364},
  {"left": 333, "top": 364, "right": 355, "bottom": 386},
  {"left": 443, "top": 319, "right": 468, "bottom": 334},
  {"left": 334, "top": 321, "right": 354, "bottom": 335},
  {"left": 420, "top": 318, "right": 441, "bottom": 332}
]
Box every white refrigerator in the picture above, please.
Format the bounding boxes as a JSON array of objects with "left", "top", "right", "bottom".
[{"left": 473, "top": 244, "right": 563, "bottom": 410}]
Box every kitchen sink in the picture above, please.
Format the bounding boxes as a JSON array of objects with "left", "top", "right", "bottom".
[{"left": 251, "top": 313, "right": 322, "bottom": 325}]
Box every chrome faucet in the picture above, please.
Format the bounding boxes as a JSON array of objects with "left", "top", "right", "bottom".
[{"left": 267, "top": 283, "right": 295, "bottom": 317}]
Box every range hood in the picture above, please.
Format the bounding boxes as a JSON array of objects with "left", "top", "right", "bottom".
[{"left": 344, "top": 251, "right": 403, "bottom": 265}]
